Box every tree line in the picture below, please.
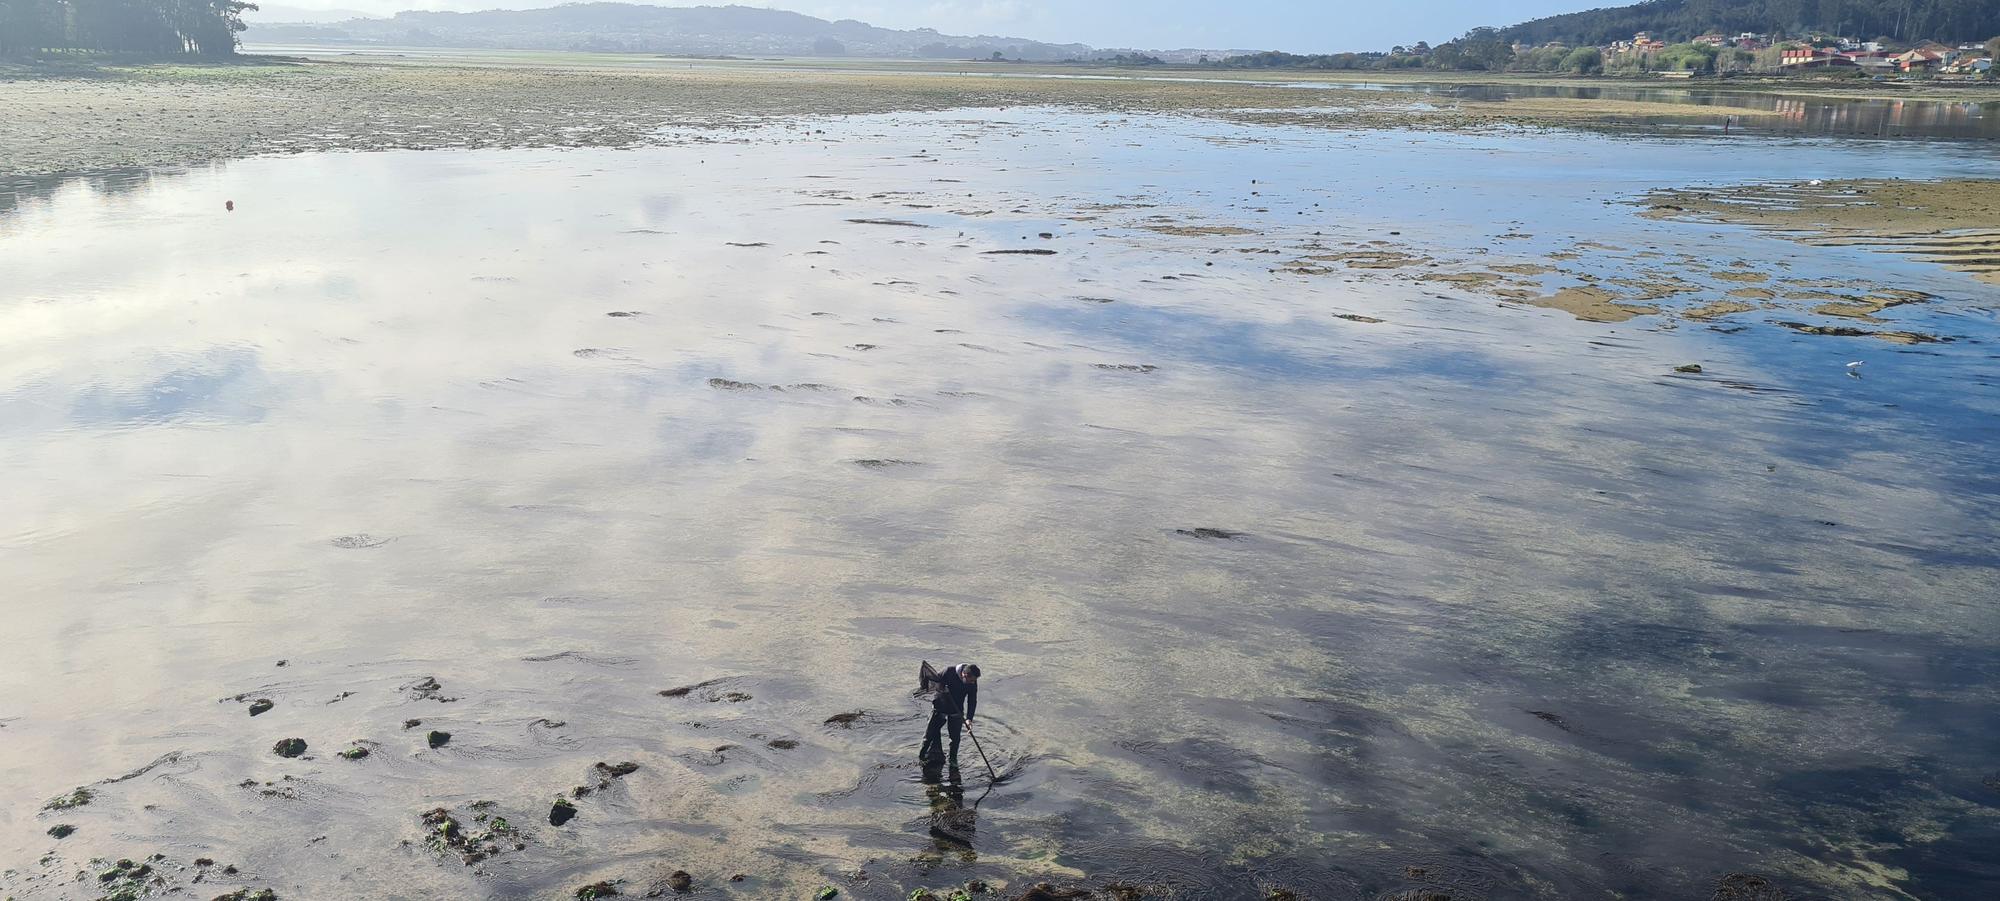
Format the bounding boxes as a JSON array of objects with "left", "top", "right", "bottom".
[
  {"left": 1207, "top": 29, "right": 1532, "bottom": 73},
  {"left": 0, "top": 0, "right": 258, "bottom": 57},
  {"left": 1500, "top": 0, "right": 2000, "bottom": 47}
]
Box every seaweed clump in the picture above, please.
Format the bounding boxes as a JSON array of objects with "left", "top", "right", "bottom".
[
  {"left": 420, "top": 805, "right": 519, "bottom": 865},
  {"left": 1011, "top": 885, "right": 1092, "bottom": 901},
  {"left": 44, "top": 787, "right": 94, "bottom": 810},
  {"left": 93, "top": 857, "right": 160, "bottom": 901},
  {"left": 908, "top": 889, "right": 976, "bottom": 901}
]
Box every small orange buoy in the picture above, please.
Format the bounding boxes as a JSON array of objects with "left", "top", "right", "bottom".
[{"left": 225, "top": 200, "right": 234, "bottom": 211}]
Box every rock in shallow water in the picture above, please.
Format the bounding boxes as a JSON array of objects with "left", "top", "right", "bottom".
[
  {"left": 659, "top": 678, "right": 724, "bottom": 697},
  {"left": 403, "top": 676, "right": 458, "bottom": 702},
  {"left": 211, "top": 890, "right": 278, "bottom": 901},
  {"left": 272, "top": 738, "right": 307, "bottom": 758}
]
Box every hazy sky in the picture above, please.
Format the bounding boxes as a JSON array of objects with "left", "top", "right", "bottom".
[{"left": 271, "top": 1, "right": 1590, "bottom": 52}]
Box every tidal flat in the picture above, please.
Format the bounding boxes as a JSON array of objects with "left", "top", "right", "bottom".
[
  {"left": 2, "top": 59, "right": 1999, "bottom": 901},
  {"left": 4, "top": 53, "right": 2000, "bottom": 175}
]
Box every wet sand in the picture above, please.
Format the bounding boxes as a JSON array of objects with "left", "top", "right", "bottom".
[
  {"left": 1644, "top": 179, "right": 2000, "bottom": 285},
  {"left": 4, "top": 91, "right": 2000, "bottom": 901},
  {"left": 1527, "top": 286, "right": 1658, "bottom": 322}
]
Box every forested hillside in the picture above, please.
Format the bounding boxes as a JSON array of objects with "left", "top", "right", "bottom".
[{"left": 1501, "top": 0, "right": 1999, "bottom": 46}]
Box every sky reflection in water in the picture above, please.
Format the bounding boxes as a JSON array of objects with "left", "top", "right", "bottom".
[{"left": 1, "top": 111, "right": 1998, "bottom": 900}]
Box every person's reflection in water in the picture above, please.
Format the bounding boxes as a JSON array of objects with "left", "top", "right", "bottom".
[{"left": 919, "top": 760, "right": 977, "bottom": 864}]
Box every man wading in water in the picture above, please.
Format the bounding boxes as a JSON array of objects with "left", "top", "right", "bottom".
[{"left": 919, "top": 662, "right": 980, "bottom": 765}]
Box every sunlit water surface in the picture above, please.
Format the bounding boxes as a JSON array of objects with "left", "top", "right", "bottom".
[{"left": 2, "top": 111, "right": 1998, "bottom": 900}]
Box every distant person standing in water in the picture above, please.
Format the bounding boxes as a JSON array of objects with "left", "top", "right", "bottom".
[{"left": 919, "top": 662, "right": 980, "bottom": 764}]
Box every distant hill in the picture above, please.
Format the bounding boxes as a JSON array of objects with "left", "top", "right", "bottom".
[
  {"left": 1499, "top": 0, "right": 2000, "bottom": 46},
  {"left": 244, "top": 2, "right": 1097, "bottom": 60},
  {"left": 246, "top": 5, "right": 380, "bottom": 24}
]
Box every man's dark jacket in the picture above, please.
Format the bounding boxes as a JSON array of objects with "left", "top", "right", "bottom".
[{"left": 932, "top": 666, "right": 978, "bottom": 720}]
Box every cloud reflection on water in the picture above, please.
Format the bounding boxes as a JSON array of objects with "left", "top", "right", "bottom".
[{"left": 2, "top": 111, "right": 1997, "bottom": 899}]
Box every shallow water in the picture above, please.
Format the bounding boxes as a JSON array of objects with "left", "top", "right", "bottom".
[
  {"left": 3, "top": 111, "right": 1999, "bottom": 900},
  {"left": 1340, "top": 80, "right": 2000, "bottom": 140}
]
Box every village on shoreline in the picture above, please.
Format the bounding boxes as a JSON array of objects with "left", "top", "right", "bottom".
[
  {"left": 1568, "top": 30, "right": 1993, "bottom": 77},
  {"left": 1183, "top": 28, "right": 1998, "bottom": 82}
]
